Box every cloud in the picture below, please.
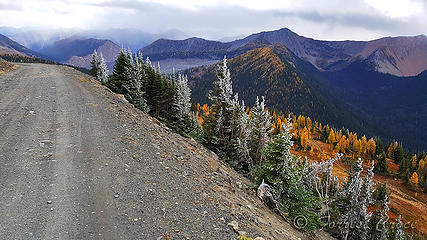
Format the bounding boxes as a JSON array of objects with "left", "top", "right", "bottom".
[
  {"left": 273, "top": 10, "right": 407, "bottom": 33},
  {"left": 86, "top": 0, "right": 158, "bottom": 12},
  {"left": 365, "top": 0, "right": 423, "bottom": 18},
  {"left": 0, "top": 0, "right": 425, "bottom": 41},
  {"left": 0, "top": 2, "right": 24, "bottom": 11}
]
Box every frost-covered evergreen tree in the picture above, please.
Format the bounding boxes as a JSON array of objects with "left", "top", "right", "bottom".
[
  {"left": 156, "top": 61, "right": 161, "bottom": 73},
  {"left": 230, "top": 94, "right": 252, "bottom": 170},
  {"left": 134, "top": 52, "right": 146, "bottom": 87},
  {"left": 107, "top": 48, "right": 148, "bottom": 112},
  {"left": 249, "top": 96, "right": 272, "bottom": 166},
  {"left": 202, "top": 56, "right": 238, "bottom": 159},
  {"left": 391, "top": 215, "right": 405, "bottom": 240},
  {"left": 368, "top": 194, "right": 389, "bottom": 240},
  {"left": 361, "top": 160, "right": 375, "bottom": 205},
  {"left": 90, "top": 50, "right": 100, "bottom": 78},
  {"left": 173, "top": 73, "right": 191, "bottom": 120},
  {"left": 122, "top": 51, "right": 149, "bottom": 112},
  {"left": 333, "top": 158, "right": 372, "bottom": 240},
  {"left": 145, "top": 56, "right": 152, "bottom": 68},
  {"left": 97, "top": 52, "right": 109, "bottom": 83},
  {"left": 90, "top": 50, "right": 109, "bottom": 83},
  {"left": 207, "top": 56, "right": 233, "bottom": 136},
  {"left": 254, "top": 119, "right": 323, "bottom": 231},
  {"left": 303, "top": 154, "right": 341, "bottom": 201}
]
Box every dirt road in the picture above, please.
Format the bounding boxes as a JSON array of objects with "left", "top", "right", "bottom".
[{"left": 0, "top": 63, "right": 320, "bottom": 240}]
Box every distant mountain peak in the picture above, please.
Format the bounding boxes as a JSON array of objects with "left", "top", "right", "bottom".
[
  {"left": 39, "top": 37, "right": 117, "bottom": 62},
  {"left": 35, "top": 36, "right": 121, "bottom": 72},
  {"left": 0, "top": 33, "right": 43, "bottom": 57},
  {"left": 186, "top": 37, "right": 206, "bottom": 41}
]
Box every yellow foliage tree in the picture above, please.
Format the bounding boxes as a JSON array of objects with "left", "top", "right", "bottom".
[
  {"left": 409, "top": 172, "right": 419, "bottom": 186},
  {"left": 367, "top": 138, "right": 376, "bottom": 157},
  {"left": 328, "top": 129, "right": 336, "bottom": 144},
  {"left": 300, "top": 127, "right": 309, "bottom": 150},
  {"left": 418, "top": 160, "right": 426, "bottom": 179},
  {"left": 306, "top": 117, "right": 312, "bottom": 130},
  {"left": 335, "top": 135, "right": 347, "bottom": 153},
  {"left": 361, "top": 136, "right": 368, "bottom": 155},
  {"left": 412, "top": 154, "right": 418, "bottom": 169},
  {"left": 348, "top": 133, "right": 357, "bottom": 145}
]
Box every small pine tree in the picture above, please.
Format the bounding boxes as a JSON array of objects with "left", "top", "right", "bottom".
[
  {"left": 173, "top": 73, "right": 191, "bottom": 121},
  {"left": 229, "top": 95, "right": 252, "bottom": 171},
  {"left": 367, "top": 138, "right": 377, "bottom": 157},
  {"left": 373, "top": 183, "right": 389, "bottom": 203},
  {"left": 411, "top": 154, "right": 418, "bottom": 169},
  {"left": 368, "top": 194, "right": 390, "bottom": 240},
  {"left": 374, "top": 137, "right": 384, "bottom": 156},
  {"left": 249, "top": 96, "right": 272, "bottom": 166},
  {"left": 333, "top": 159, "right": 372, "bottom": 240},
  {"left": 392, "top": 144, "right": 404, "bottom": 164},
  {"left": 97, "top": 52, "right": 109, "bottom": 83},
  {"left": 90, "top": 50, "right": 99, "bottom": 78},
  {"left": 202, "top": 56, "right": 237, "bottom": 159},
  {"left": 107, "top": 48, "right": 148, "bottom": 112},
  {"left": 254, "top": 120, "right": 323, "bottom": 231},
  {"left": 375, "top": 152, "right": 388, "bottom": 175},
  {"left": 167, "top": 73, "right": 200, "bottom": 136},
  {"left": 207, "top": 56, "right": 234, "bottom": 138},
  {"left": 108, "top": 48, "right": 132, "bottom": 93},
  {"left": 390, "top": 215, "right": 405, "bottom": 240},
  {"left": 122, "top": 52, "right": 149, "bottom": 112},
  {"left": 303, "top": 154, "right": 340, "bottom": 200},
  {"left": 361, "top": 160, "right": 375, "bottom": 205}
]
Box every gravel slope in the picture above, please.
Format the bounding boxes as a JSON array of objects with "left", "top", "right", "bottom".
[{"left": 0, "top": 63, "right": 331, "bottom": 240}]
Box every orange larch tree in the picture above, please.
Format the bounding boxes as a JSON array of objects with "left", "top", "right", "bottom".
[{"left": 409, "top": 172, "right": 419, "bottom": 187}]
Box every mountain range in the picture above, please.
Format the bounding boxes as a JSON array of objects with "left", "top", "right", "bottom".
[
  {"left": 1, "top": 27, "right": 426, "bottom": 150},
  {"left": 140, "top": 28, "right": 427, "bottom": 77}
]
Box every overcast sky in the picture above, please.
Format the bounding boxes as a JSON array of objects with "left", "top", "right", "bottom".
[{"left": 0, "top": 0, "right": 426, "bottom": 41}]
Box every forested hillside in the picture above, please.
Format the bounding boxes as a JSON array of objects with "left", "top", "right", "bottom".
[
  {"left": 185, "top": 44, "right": 427, "bottom": 152},
  {"left": 186, "top": 45, "right": 374, "bottom": 140},
  {"left": 321, "top": 61, "right": 427, "bottom": 151}
]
